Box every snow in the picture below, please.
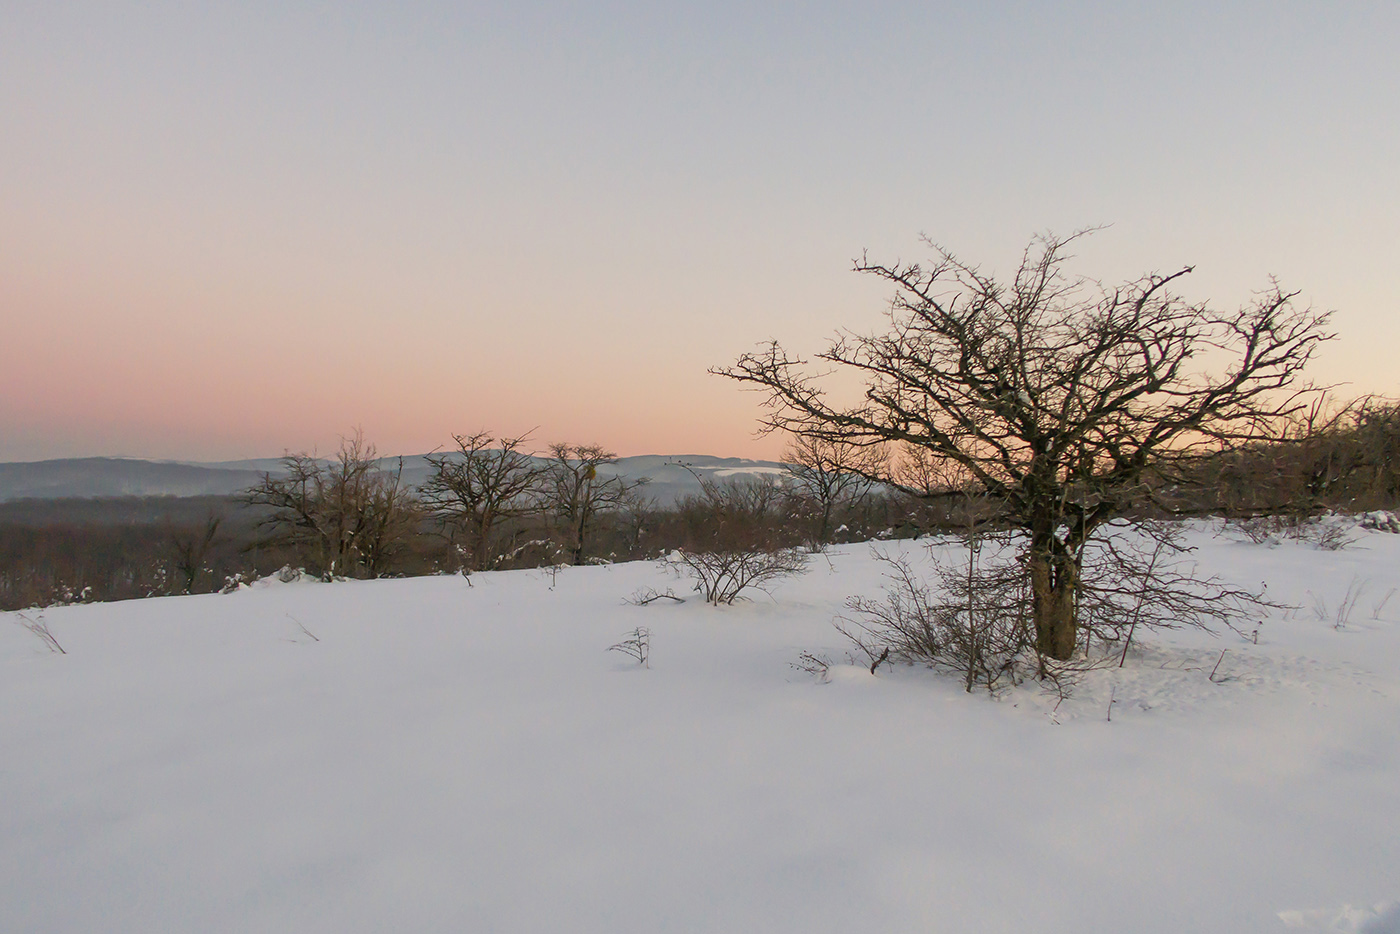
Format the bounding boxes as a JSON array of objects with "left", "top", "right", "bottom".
[
  {"left": 3, "top": 523, "right": 1398, "bottom": 933},
  {"left": 711, "top": 465, "right": 790, "bottom": 478}
]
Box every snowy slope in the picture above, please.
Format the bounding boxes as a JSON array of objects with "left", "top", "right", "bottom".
[{"left": 2, "top": 524, "right": 1398, "bottom": 933}]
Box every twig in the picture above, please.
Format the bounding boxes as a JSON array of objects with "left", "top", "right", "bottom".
[
  {"left": 1373, "top": 587, "right": 1397, "bottom": 620},
  {"left": 793, "top": 651, "right": 832, "bottom": 682},
  {"left": 1334, "top": 576, "right": 1367, "bottom": 630},
  {"left": 1107, "top": 685, "right": 1116, "bottom": 722},
  {"left": 1208, "top": 649, "right": 1227, "bottom": 683},
  {"left": 625, "top": 587, "right": 685, "bottom": 606},
  {"left": 14, "top": 612, "right": 66, "bottom": 654},
  {"left": 1118, "top": 535, "right": 1170, "bottom": 667},
  {"left": 286, "top": 613, "right": 319, "bottom": 642}
]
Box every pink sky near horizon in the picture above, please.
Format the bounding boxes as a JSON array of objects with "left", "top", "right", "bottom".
[{"left": 3, "top": 2, "right": 1397, "bottom": 464}]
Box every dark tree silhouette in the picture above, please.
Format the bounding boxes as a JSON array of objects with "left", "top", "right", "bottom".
[{"left": 719, "top": 231, "right": 1330, "bottom": 660}]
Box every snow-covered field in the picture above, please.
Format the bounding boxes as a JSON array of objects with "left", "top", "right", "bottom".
[{"left": 3, "top": 522, "right": 1398, "bottom": 933}]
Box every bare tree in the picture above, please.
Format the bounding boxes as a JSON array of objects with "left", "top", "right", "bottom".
[
  {"left": 616, "top": 488, "right": 657, "bottom": 556},
  {"left": 544, "top": 443, "right": 647, "bottom": 565},
  {"left": 245, "top": 431, "right": 420, "bottom": 580},
  {"left": 782, "top": 435, "right": 885, "bottom": 546},
  {"left": 420, "top": 432, "right": 545, "bottom": 571},
  {"left": 719, "top": 231, "right": 1329, "bottom": 660},
  {"left": 166, "top": 512, "right": 223, "bottom": 593}
]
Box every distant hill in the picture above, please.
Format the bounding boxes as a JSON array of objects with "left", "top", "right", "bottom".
[
  {"left": 0, "top": 458, "right": 268, "bottom": 502},
  {"left": 0, "top": 454, "right": 788, "bottom": 505}
]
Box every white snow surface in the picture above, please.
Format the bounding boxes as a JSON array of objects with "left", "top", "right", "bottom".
[{"left": 3, "top": 522, "right": 1398, "bottom": 933}]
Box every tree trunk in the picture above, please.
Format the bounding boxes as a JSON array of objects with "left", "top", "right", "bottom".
[
  {"left": 571, "top": 510, "right": 588, "bottom": 566},
  {"left": 471, "top": 515, "right": 493, "bottom": 572},
  {"left": 817, "top": 500, "right": 833, "bottom": 546},
  {"left": 1029, "top": 548, "right": 1079, "bottom": 661}
]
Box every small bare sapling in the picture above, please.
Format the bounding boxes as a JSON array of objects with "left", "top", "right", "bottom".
[{"left": 609, "top": 627, "right": 651, "bottom": 667}]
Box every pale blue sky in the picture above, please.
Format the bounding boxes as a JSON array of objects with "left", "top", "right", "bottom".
[{"left": 2, "top": 1, "right": 1396, "bottom": 460}]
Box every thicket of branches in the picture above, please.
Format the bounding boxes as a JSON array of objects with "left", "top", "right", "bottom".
[
  {"left": 666, "top": 470, "right": 808, "bottom": 604},
  {"left": 1173, "top": 395, "right": 1400, "bottom": 518},
  {"left": 840, "top": 519, "right": 1268, "bottom": 693},
  {"left": 245, "top": 432, "right": 420, "bottom": 580}
]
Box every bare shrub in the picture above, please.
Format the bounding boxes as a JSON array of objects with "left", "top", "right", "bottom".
[
  {"left": 1227, "top": 514, "right": 1354, "bottom": 550},
  {"left": 1077, "top": 522, "right": 1268, "bottom": 657},
  {"left": 840, "top": 546, "right": 1030, "bottom": 693},
  {"left": 13, "top": 611, "right": 65, "bottom": 654},
  {"left": 1307, "top": 576, "right": 1368, "bottom": 630},
  {"left": 1226, "top": 515, "right": 1294, "bottom": 546},
  {"left": 1302, "top": 520, "right": 1355, "bottom": 551},
  {"left": 669, "top": 547, "right": 809, "bottom": 605},
  {"left": 792, "top": 651, "right": 832, "bottom": 682},
  {"left": 668, "top": 469, "right": 808, "bottom": 604},
  {"left": 1372, "top": 587, "right": 1396, "bottom": 620}
]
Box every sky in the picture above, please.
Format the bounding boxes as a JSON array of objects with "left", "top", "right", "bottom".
[{"left": 2, "top": 1, "right": 1397, "bottom": 463}]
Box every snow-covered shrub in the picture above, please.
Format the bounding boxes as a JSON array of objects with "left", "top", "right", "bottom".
[
  {"left": 1227, "top": 513, "right": 1355, "bottom": 550},
  {"left": 220, "top": 572, "right": 255, "bottom": 593},
  {"left": 1360, "top": 510, "right": 1400, "bottom": 533}
]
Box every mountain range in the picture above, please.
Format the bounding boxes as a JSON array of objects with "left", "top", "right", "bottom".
[{"left": 0, "top": 455, "right": 788, "bottom": 505}]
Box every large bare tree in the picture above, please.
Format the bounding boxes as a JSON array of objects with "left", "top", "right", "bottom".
[
  {"left": 782, "top": 435, "right": 885, "bottom": 546},
  {"left": 245, "top": 431, "right": 420, "bottom": 580},
  {"left": 420, "top": 432, "right": 545, "bottom": 571},
  {"left": 719, "top": 232, "right": 1330, "bottom": 660},
  {"left": 543, "top": 443, "right": 645, "bottom": 565}
]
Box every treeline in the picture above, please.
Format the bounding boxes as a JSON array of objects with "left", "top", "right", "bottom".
[
  {"left": 1180, "top": 397, "right": 1400, "bottom": 517},
  {"left": 0, "top": 432, "right": 902, "bottom": 610},
  {"left": 3, "top": 401, "right": 1397, "bottom": 612},
  {"left": 0, "top": 496, "right": 272, "bottom": 609}
]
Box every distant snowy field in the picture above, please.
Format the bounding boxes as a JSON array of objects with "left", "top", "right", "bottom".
[{"left": 4, "top": 522, "right": 1398, "bottom": 933}]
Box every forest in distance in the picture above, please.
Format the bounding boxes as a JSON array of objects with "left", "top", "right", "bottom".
[{"left": 2, "top": 396, "right": 1398, "bottom": 613}]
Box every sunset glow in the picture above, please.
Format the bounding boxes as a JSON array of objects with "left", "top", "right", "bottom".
[{"left": 4, "top": 3, "right": 1397, "bottom": 462}]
